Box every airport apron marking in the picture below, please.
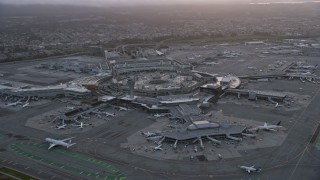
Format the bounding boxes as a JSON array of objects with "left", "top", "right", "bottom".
[{"left": 10, "top": 142, "right": 125, "bottom": 180}]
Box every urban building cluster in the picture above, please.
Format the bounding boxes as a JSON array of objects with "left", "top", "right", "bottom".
[{"left": 0, "top": 11, "right": 319, "bottom": 61}]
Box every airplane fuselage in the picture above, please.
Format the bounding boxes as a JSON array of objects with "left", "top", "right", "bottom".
[
  {"left": 152, "top": 144, "right": 163, "bottom": 151},
  {"left": 240, "top": 166, "right": 255, "bottom": 173},
  {"left": 239, "top": 166, "right": 261, "bottom": 173},
  {"left": 257, "top": 125, "right": 282, "bottom": 131},
  {"left": 45, "top": 138, "right": 72, "bottom": 148}
]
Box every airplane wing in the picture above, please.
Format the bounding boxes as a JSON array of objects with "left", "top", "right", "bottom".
[
  {"left": 247, "top": 170, "right": 251, "bottom": 173},
  {"left": 48, "top": 143, "right": 56, "bottom": 150},
  {"left": 60, "top": 137, "right": 75, "bottom": 142}
]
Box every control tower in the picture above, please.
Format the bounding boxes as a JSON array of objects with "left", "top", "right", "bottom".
[{"left": 127, "top": 78, "right": 135, "bottom": 100}]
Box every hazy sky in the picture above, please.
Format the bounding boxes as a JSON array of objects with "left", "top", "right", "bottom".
[
  {"left": 0, "top": 0, "right": 250, "bottom": 6},
  {"left": 1, "top": 0, "right": 314, "bottom": 6}
]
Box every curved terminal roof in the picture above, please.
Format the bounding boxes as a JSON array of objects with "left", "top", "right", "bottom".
[{"left": 187, "top": 121, "right": 220, "bottom": 130}]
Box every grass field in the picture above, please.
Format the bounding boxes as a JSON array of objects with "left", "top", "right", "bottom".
[{"left": 0, "top": 166, "right": 37, "bottom": 180}]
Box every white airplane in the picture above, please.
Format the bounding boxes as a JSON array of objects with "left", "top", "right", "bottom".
[
  {"left": 256, "top": 121, "right": 282, "bottom": 131},
  {"left": 173, "top": 140, "right": 178, "bottom": 149},
  {"left": 6, "top": 100, "right": 22, "bottom": 107},
  {"left": 22, "top": 103, "right": 30, "bottom": 108},
  {"left": 194, "top": 145, "right": 198, "bottom": 153},
  {"left": 151, "top": 144, "right": 163, "bottom": 151},
  {"left": 93, "top": 111, "right": 116, "bottom": 117},
  {"left": 239, "top": 165, "right": 261, "bottom": 173},
  {"left": 247, "top": 66, "right": 257, "bottom": 70},
  {"left": 105, "top": 112, "right": 116, "bottom": 117},
  {"left": 66, "top": 106, "right": 75, "bottom": 110},
  {"left": 45, "top": 137, "right": 76, "bottom": 150},
  {"left": 56, "top": 124, "right": 66, "bottom": 129},
  {"left": 118, "top": 106, "right": 129, "bottom": 111},
  {"left": 275, "top": 103, "right": 283, "bottom": 108},
  {"left": 140, "top": 131, "right": 161, "bottom": 137},
  {"left": 73, "top": 122, "right": 90, "bottom": 129},
  {"left": 153, "top": 113, "right": 170, "bottom": 118}
]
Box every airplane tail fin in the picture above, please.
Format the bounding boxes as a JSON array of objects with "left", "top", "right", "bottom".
[
  {"left": 256, "top": 167, "right": 262, "bottom": 172},
  {"left": 277, "top": 121, "right": 282, "bottom": 126},
  {"left": 68, "top": 143, "right": 76, "bottom": 148},
  {"left": 68, "top": 139, "right": 74, "bottom": 144}
]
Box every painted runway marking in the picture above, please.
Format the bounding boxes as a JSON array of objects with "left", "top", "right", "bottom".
[{"left": 10, "top": 142, "right": 126, "bottom": 180}]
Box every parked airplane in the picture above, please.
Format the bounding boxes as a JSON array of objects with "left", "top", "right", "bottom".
[
  {"left": 153, "top": 113, "right": 170, "bottom": 118},
  {"left": 173, "top": 140, "right": 178, "bottom": 149},
  {"left": 247, "top": 66, "right": 257, "bottom": 70},
  {"left": 66, "top": 106, "right": 75, "bottom": 110},
  {"left": 56, "top": 124, "right": 66, "bottom": 129},
  {"left": 113, "top": 106, "right": 129, "bottom": 111},
  {"left": 105, "top": 112, "right": 116, "bottom": 117},
  {"left": 154, "top": 114, "right": 166, "bottom": 118},
  {"left": 73, "top": 122, "right": 90, "bottom": 129},
  {"left": 274, "top": 103, "right": 283, "bottom": 108},
  {"left": 45, "top": 137, "right": 76, "bottom": 150},
  {"left": 239, "top": 165, "right": 262, "bottom": 173},
  {"left": 151, "top": 144, "right": 163, "bottom": 151},
  {"left": 118, "top": 106, "right": 129, "bottom": 111},
  {"left": 194, "top": 145, "right": 198, "bottom": 152},
  {"left": 257, "top": 121, "right": 282, "bottom": 131},
  {"left": 140, "top": 131, "right": 161, "bottom": 137},
  {"left": 93, "top": 111, "right": 116, "bottom": 117}
]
